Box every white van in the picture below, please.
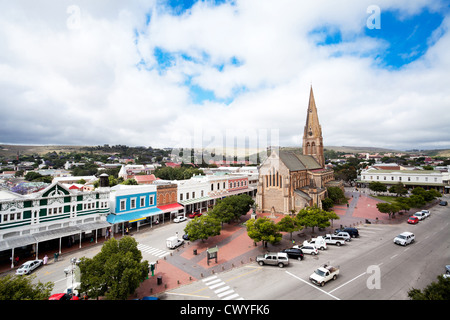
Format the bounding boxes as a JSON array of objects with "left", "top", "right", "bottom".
[{"left": 393, "top": 232, "right": 415, "bottom": 246}]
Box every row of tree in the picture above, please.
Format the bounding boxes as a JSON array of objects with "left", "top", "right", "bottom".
[
  {"left": 375, "top": 185, "right": 442, "bottom": 219},
  {"left": 246, "top": 206, "right": 340, "bottom": 247},
  {"left": 183, "top": 194, "right": 255, "bottom": 242}
]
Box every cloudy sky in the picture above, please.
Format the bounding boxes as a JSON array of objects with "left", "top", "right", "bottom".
[{"left": 0, "top": 0, "right": 449, "bottom": 152}]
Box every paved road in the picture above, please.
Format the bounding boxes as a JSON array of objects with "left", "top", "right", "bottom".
[{"left": 161, "top": 203, "right": 450, "bottom": 300}]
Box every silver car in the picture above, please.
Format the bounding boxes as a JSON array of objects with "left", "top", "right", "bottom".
[
  {"left": 15, "top": 259, "right": 43, "bottom": 275},
  {"left": 256, "top": 252, "right": 289, "bottom": 268}
]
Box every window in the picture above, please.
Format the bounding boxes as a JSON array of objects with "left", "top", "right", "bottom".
[
  {"left": 140, "top": 197, "right": 145, "bottom": 207},
  {"left": 217, "top": 183, "right": 220, "bottom": 190},
  {"left": 186, "top": 193, "right": 189, "bottom": 200},
  {"left": 192, "top": 192, "right": 195, "bottom": 198},
  {"left": 223, "top": 182, "right": 226, "bottom": 189},
  {"left": 149, "top": 195, "right": 154, "bottom": 205},
  {"left": 211, "top": 184, "right": 214, "bottom": 191},
  {"left": 201, "top": 190, "right": 204, "bottom": 197},
  {"left": 120, "top": 199, "right": 126, "bottom": 211},
  {"left": 130, "top": 198, "right": 136, "bottom": 209},
  {"left": 180, "top": 193, "right": 183, "bottom": 201}
]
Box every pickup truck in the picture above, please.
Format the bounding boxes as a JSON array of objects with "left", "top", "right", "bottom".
[
  {"left": 309, "top": 264, "right": 340, "bottom": 286},
  {"left": 323, "top": 234, "right": 346, "bottom": 246}
]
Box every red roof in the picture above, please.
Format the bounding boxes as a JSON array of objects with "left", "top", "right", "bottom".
[{"left": 133, "top": 174, "right": 157, "bottom": 183}]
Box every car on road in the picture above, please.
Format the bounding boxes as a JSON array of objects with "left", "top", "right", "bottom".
[
  {"left": 407, "top": 216, "right": 419, "bottom": 224},
  {"left": 294, "top": 242, "right": 319, "bottom": 255},
  {"left": 15, "top": 259, "right": 43, "bottom": 275},
  {"left": 188, "top": 212, "right": 202, "bottom": 218},
  {"left": 393, "top": 232, "right": 415, "bottom": 246},
  {"left": 309, "top": 264, "right": 340, "bottom": 287},
  {"left": 439, "top": 200, "right": 448, "bottom": 206},
  {"left": 421, "top": 210, "right": 431, "bottom": 218},
  {"left": 413, "top": 211, "right": 426, "bottom": 221},
  {"left": 256, "top": 252, "right": 289, "bottom": 268},
  {"left": 173, "top": 216, "right": 187, "bottom": 223},
  {"left": 281, "top": 248, "right": 304, "bottom": 260}
]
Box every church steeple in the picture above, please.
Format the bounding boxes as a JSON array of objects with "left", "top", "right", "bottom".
[{"left": 303, "top": 86, "right": 325, "bottom": 167}]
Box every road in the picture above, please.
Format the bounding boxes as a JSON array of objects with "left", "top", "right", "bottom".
[{"left": 161, "top": 202, "right": 450, "bottom": 300}]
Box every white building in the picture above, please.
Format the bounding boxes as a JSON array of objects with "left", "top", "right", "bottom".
[{"left": 359, "top": 165, "right": 450, "bottom": 194}]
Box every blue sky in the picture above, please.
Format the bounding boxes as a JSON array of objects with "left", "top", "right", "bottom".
[{"left": 0, "top": 1, "right": 449, "bottom": 150}]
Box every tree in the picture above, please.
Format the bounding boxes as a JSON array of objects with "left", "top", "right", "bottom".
[
  {"left": 295, "top": 206, "right": 337, "bottom": 233},
  {"left": 327, "top": 187, "right": 347, "bottom": 204},
  {"left": 394, "top": 196, "right": 411, "bottom": 213},
  {"left": 79, "top": 236, "right": 149, "bottom": 300},
  {"left": 0, "top": 274, "right": 54, "bottom": 300},
  {"left": 388, "top": 182, "right": 407, "bottom": 197},
  {"left": 184, "top": 215, "right": 221, "bottom": 242},
  {"left": 376, "top": 202, "right": 401, "bottom": 219},
  {"left": 277, "top": 216, "right": 302, "bottom": 241},
  {"left": 369, "top": 181, "right": 387, "bottom": 194},
  {"left": 408, "top": 275, "right": 450, "bottom": 300},
  {"left": 24, "top": 171, "right": 43, "bottom": 181},
  {"left": 209, "top": 194, "right": 254, "bottom": 227},
  {"left": 321, "top": 198, "right": 334, "bottom": 211},
  {"left": 407, "top": 194, "right": 426, "bottom": 208},
  {"left": 246, "top": 217, "right": 282, "bottom": 247}
]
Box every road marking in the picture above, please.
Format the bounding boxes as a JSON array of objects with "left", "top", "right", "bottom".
[
  {"left": 137, "top": 243, "right": 170, "bottom": 258},
  {"left": 285, "top": 271, "right": 340, "bottom": 300},
  {"left": 390, "top": 254, "right": 398, "bottom": 259},
  {"left": 328, "top": 271, "right": 367, "bottom": 294},
  {"left": 203, "top": 275, "right": 243, "bottom": 300}
]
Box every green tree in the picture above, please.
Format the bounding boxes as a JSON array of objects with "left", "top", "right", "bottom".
[
  {"left": 0, "top": 274, "right": 54, "bottom": 300},
  {"left": 388, "top": 182, "right": 407, "bottom": 197},
  {"left": 376, "top": 202, "right": 401, "bottom": 219},
  {"left": 246, "top": 217, "right": 282, "bottom": 247},
  {"left": 327, "top": 187, "right": 347, "bottom": 204},
  {"left": 295, "top": 206, "right": 336, "bottom": 233},
  {"left": 408, "top": 275, "right": 450, "bottom": 300},
  {"left": 184, "top": 215, "right": 221, "bottom": 242},
  {"left": 321, "top": 198, "right": 334, "bottom": 211},
  {"left": 407, "top": 194, "right": 426, "bottom": 208},
  {"left": 209, "top": 194, "right": 254, "bottom": 227},
  {"left": 24, "top": 171, "right": 43, "bottom": 181},
  {"left": 277, "top": 216, "right": 302, "bottom": 241},
  {"left": 79, "top": 236, "right": 149, "bottom": 300},
  {"left": 369, "top": 181, "right": 387, "bottom": 194}
]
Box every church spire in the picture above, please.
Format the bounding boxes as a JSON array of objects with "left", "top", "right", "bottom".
[{"left": 303, "top": 86, "right": 325, "bottom": 167}]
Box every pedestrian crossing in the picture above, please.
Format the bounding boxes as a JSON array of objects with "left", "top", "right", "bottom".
[
  {"left": 137, "top": 243, "right": 171, "bottom": 259},
  {"left": 202, "top": 275, "right": 244, "bottom": 300}
]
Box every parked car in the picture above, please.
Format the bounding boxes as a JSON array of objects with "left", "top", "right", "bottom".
[
  {"left": 308, "top": 236, "right": 327, "bottom": 250},
  {"left": 182, "top": 233, "right": 189, "bottom": 240},
  {"left": 335, "top": 227, "right": 359, "bottom": 238},
  {"left": 439, "top": 200, "right": 447, "bottom": 206},
  {"left": 334, "top": 231, "right": 351, "bottom": 242},
  {"left": 322, "top": 234, "right": 346, "bottom": 246},
  {"left": 407, "top": 216, "right": 419, "bottom": 224},
  {"left": 421, "top": 210, "right": 431, "bottom": 218},
  {"left": 15, "top": 259, "right": 43, "bottom": 275},
  {"left": 393, "top": 232, "right": 415, "bottom": 246},
  {"left": 256, "top": 252, "right": 289, "bottom": 268},
  {"left": 173, "top": 216, "right": 187, "bottom": 223},
  {"left": 294, "top": 242, "right": 319, "bottom": 255},
  {"left": 281, "top": 248, "right": 304, "bottom": 260},
  {"left": 412, "top": 211, "right": 426, "bottom": 221},
  {"left": 48, "top": 293, "right": 80, "bottom": 300},
  {"left": 188, "top": 212, "right": 202, "bottom": 218}
]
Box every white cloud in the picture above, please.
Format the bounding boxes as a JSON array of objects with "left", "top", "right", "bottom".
[{"left": 0, "top": 0, "right": 449, "bottom": 151}]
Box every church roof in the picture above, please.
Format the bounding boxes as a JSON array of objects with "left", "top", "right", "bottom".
[{"left": 278, "top": 150, "right": 322, "bottom": 171}]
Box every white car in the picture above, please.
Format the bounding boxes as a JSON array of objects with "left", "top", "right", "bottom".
[
  {"left": 421, "top": 210, "right": 431, "bottom": 218},
  {"left": 173, "top": 216, "right": 187, "bottom": 223},
  {"left": 294, "top": 242, "right": 319, "bottom": 255},
  {"left": 15, "top": 259, "right": 43, "bottom": 275},
  {"left": 413, "top": 211, "right": 426, "bottom": 221}
]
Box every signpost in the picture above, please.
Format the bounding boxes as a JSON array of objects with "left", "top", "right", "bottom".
[{"left": 206, "top": 246, "right": 218, "bottom": 266}]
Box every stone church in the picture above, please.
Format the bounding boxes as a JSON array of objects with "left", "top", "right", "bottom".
[{"left": 256, "top": 86, "right": 341, "bottom": 214}]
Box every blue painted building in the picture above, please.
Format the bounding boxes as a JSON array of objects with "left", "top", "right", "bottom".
[{"left": 107, "top": 184, "right": 163, "bottom": 233}]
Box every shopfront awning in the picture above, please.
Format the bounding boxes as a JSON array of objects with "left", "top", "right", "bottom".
[
  {"left": 157, "top": 203, "right": 184, "bottom": 213},
  {"left": 179, "top": 196, "right": 213, "bottom": 206},
  {"left": 106, "top": 207, "right": 163, "bottom": 225}
]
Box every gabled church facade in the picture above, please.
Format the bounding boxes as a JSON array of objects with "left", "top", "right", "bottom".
[{"left": 256, "top": 87, "right": 339, "bottom": 214}]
